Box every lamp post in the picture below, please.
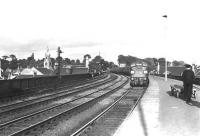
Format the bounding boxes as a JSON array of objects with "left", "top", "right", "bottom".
[{"left": 163, "top": 15, "right": 168, "bottom": 81}]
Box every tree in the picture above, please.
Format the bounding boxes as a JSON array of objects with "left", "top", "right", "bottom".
[
  {"left": 9, "top": 59, "right": 18, "bottom": 70},
  {"left": 172, "top": 60, "right": 180, "bottom": 66},
  {"left": 64, "top": 58, "right": 71, "bottom": 64},
  {"left": 127, "top": 56, "right": 139, "bottom": 66},
  {"left": 35, "top": 59, "right": 44, "bottom": 68},
  {"left": 118, "top": 55, "right": 126, "bottom": 64},
  {"left": 27, "top": 53, "right": 35, "bottom": 67},
  {"left": 89, "top": 55, "right": 114, "bottom": 72},
  {"left": 9, "top": 54, "right": 17, "bottom": 60},
  {"left": 101, "top": 60, "right": 110, "bottom": 71},
  {"left": 144, "top": 58, "right": 155, "bottom": 66},
  {"left": 118, "top": 55, "right": 140, "bottom": 66},
  {"left": 92, "top": 55, "right": 102, "bottom": 63},
  {"left": 89, "top": 55, "right": 103, "bottom": 73},
  {"left": 172, "top": 60, "right": 185, "bottom": 66},
  {"left": 70, "top": 59, "right": 75, "bottom": 64},
  {"left": 109, "top": 62, "right": 117, "bottom": 68},
  {"left": 0, "top": 59, "right": 9, "bottom": 71},
  {"left": 2, "top": 55, "right": 9, "bottom": 60},
  {"left": 18, "top": 59, "right": 28, "bottom": 68},
  {"left": 61, "top": 58, "right": 71, "bottom": 66},
  {"left": 75, "top": 59, "right": 81, "bottom": 64},
  {"left": 56, "top": 56, "right": 63, "bottom": 62}
]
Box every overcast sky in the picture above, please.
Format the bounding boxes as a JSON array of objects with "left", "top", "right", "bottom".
[{"left": 0, "top": 0, "right": 200, "bottom": 64}]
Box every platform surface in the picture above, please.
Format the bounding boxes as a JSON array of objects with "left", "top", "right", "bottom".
[{"left": 114, "top": 76, "right": 200, "bottom": 136}]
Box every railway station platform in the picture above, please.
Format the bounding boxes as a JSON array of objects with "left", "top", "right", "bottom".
[{"left": 114, "top": 76, "right": 200, "bottom": 136}]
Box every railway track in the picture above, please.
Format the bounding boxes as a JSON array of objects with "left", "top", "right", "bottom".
[
  {"left": 71, "top": 86, "right": 147, "bottom": 136},
  {"left": 0, "top": 74, "right": 116, "bottom": 125},
  {"left": 0, "top": 74, "right": 111, "bottom": 113},
  {"left": 0, "top": 74, "right": 108, "bottom": 106},
  {"left": 0, "top": 74, "right": 125, "bottom": 136}
]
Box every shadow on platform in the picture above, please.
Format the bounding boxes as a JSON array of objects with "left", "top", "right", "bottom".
[
  {"left": 166, "top": 91, "right": 200, "bottom": 108},
  {"left": 190, "top": 100, "right": 200, "bottom": 108},
  {"left": 166, "top": 91, "right": 172, "bottom": 97},
  {"left": 138, "top": 102, "right": 148, "bottom": 136}
]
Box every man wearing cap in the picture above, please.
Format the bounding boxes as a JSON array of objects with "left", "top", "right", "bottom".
[{"left": 182, "top": 64, "right": 195, "bottom": 103}]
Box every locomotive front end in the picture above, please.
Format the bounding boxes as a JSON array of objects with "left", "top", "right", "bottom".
[{"left": 130, "top": 63, "right": 149, "bottom": 87}]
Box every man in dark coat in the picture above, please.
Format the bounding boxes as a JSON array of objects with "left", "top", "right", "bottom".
[{"left": 182, "top": 64, "right": 195, "bottom": 103}]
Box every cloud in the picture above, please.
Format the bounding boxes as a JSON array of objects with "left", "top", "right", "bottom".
[
  {"left": 0, "top": 37, "right": 100, "bottom": 52},
  {"left": 0, "top": 37, "right": 101, "bottom": 59},
  {"left": 0, "top": 38, "right": 51, "bottom": 52},
  {"left": 62, "top": 41, "right": 101, "bottom": 48}
]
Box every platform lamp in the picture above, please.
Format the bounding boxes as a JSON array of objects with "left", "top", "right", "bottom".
[{"left": 163, "top": 15, "right": 168, "bottom": 81}]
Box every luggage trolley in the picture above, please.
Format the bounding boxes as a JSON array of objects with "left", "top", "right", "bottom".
[{"left": 170, "top": 84, "right": 197, "bottom": 98}]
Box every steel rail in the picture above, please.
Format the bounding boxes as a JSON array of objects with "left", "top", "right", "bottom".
[
  {"left": 0, "top": 74, "right": 108, "bottom": 109},
  {"left": 70, "top": 80, "right": 147, "bottom": 136},
  {"left": 7, "top": 75, "right": 127, "bottom": 136},
  {"left": 0, "top": 75, "right": 112, "bottom": 114},
  {"left": 0, "top": 75, "right": 105, "bottom": 101},
  {"left": 0, "top": 75, "right": 123, "bottom": 136},
  {"left": 0, "top": 75, "right": 118, "bottom": 127}
]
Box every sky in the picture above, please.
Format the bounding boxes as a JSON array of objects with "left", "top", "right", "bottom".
[{"left": 0, "top": 0, "right": 200, "bottom": 65}]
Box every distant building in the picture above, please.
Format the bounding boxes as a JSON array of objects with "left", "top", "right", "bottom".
[
  {"left": 119, "top": 63, "right": 126, "bottom": 67},
  {"left": 16, "top": 67, "right": 53, "bottom": 79},
  {"left": 54, "top": 64, "right": 88, "bottom": 76},
  {"left": 53, "top": 67, "right": 72, "bottom": 76},
  {"left": 118, "top": 61, "right": 126, "bottom": 67},
  {"left": 71, "top": 65, "right": 88, "bottom": 74},
  {"left": 44, "top": 47, "right": 52, "bottom": 70}
]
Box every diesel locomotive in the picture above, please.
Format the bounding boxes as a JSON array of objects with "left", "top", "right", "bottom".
[{"left": 130, "top": 62, "right": 149, "bottom": 87}]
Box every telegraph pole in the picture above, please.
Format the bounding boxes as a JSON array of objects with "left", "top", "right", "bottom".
[{"left": 57, "top": 46, "right": 63, "bottom": 79}]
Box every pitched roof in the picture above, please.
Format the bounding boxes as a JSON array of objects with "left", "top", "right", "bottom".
[{"left": 36, "top": 68, "right": 53, "bottom": 75}]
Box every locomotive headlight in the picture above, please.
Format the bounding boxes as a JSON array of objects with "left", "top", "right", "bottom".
[
  {"left": 131, "top": 71, "right": 135, "bottom": 74},
  {"left": 143, "top": 70, "right": 148, "bottom": 74}
]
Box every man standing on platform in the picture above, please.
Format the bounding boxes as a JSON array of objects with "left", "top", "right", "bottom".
[{"left": 182, "top": 64, "right": 195, "bottom": 103}]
